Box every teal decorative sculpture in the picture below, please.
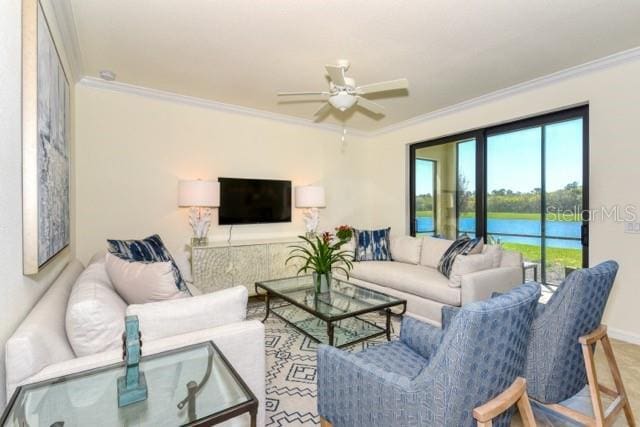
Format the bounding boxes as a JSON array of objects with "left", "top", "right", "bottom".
[{"left": 117, "top": 315, "right": 147, "bottom": 407}]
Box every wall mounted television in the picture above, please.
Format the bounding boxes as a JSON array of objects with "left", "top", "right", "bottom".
[{"left": 218, "top": 177, "right": 292, "bottom": 225}]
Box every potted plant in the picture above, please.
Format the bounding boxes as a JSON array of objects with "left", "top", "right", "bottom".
[{"left": 287, "top": 226, "right": 354, "bottom": 293}]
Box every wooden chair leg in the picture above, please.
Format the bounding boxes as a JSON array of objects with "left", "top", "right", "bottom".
[
  {"left": 539, "top": 325, "right": 635, "bottom": 427},
  {"left": 581, "top": 332, "right": 606, "bottom": 425},
  {"left": 600, "top": 333, "right": 636, "bottom": 427},
  {"left": 320, "top": 416, "right": 333, "bottom": 427},
  {"left": 473, "top": 377, "right": 536, "bottom": 427},
  {"left": 517, "top": 388, "right": 537, "bottom": 427}
]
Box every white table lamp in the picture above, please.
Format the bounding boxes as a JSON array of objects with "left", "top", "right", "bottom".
[
  {"left": 178, "top": 180, "right": 220, "bottom": 245},
  {"left": 295, "top": 185, "right": 326, "bottom": 237}
]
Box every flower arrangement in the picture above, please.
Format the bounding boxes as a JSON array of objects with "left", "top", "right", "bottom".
[{"left": 287, "top": 225, "right": 354, "bottom": 293}]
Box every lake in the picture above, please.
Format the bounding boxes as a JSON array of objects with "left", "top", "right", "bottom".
[{"left": 416, "top": 217, "right": 582, "bottom": 249}]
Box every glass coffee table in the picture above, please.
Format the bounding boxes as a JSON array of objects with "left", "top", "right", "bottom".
[
  {"left": 1, "top": 342, "right": 257, "bottom": 427},
  {"left": 255, "top": 275, "right": 406, "bottom": 347}
]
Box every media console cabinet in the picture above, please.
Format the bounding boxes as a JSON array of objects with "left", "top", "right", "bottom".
[{"left": 191, "top": 237, "right": 304, "bottom": 296}]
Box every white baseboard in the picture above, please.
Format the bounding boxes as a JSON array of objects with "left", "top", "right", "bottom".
[{"left": 608, "top": 327, "right": 640, "bottom": 345}]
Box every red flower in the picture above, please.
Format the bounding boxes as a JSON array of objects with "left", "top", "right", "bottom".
[{"left": 321, "top": 232, "right": 334, "bottom": 244}]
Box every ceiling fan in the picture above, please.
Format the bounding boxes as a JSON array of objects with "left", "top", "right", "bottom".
[{"left": 277, "top": 60, "right": 409, "bottom": 118}]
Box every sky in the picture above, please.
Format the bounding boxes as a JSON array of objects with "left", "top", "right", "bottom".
[{"left": 416, "top": 118, "right": 583, "bottom": 196}]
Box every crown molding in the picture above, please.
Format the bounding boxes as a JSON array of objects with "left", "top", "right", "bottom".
[
  {"left": 77, "top": 46, "right": 640, "bottom": 138},
  {"left": 369, "top": 46, "right": 640, "bottom": 137},
  {"left": 47, "top": 0, "right": 85, "bottom": 82},
  {"left": 78, "top": 77, "right": 369, "bottom": 136}
]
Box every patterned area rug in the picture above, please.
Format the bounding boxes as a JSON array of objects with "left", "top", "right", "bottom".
[{"left": 247, "top": 299, "right": 402, "bottom": 426}]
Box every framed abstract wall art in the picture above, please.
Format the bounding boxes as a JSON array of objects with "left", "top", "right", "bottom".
[{"left": 22, "top": 0, "right": 70, "bottom": 274}]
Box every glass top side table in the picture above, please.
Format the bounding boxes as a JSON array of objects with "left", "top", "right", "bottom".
[{"left": 1, "top": 341, "right": 257, "bottom": 427}]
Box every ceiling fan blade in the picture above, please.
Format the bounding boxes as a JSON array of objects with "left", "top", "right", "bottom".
[
  {"left": 356, "top": 96, "right": 385, "bottom": 115},
  {"left": 313, "top": 102, "right": 333, "bottom": 117},
  {"left": 325, "top": 65, "right": 346, "bottom": 86},
  {"left": 277, "top": 91, "right": 330, "bottom": 96},
  {"left": 356, "top": 78, "right": 409, "bottom": 95}
]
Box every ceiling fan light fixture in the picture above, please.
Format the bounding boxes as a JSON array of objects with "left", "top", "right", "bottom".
[{"left": 328, "top": 92, "right": 357, "bottom": 111}]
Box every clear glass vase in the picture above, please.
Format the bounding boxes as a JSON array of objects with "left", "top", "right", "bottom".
[{"left": 312, "top": 271, "right": 331, "bottom": 294}]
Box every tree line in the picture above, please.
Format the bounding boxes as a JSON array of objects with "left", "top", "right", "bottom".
[{"left": 416, "top": 181, "right": 582, "bottom": 214}]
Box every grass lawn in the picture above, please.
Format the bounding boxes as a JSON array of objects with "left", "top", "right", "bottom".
[
  {"left": 415, "top": 211, "right": 581, "bottom": 222},
  {"left": 501, "top": 242, "right": 582, "bottom": 268}
]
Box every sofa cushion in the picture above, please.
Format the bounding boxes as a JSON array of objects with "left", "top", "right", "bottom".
[
  {"left": 500, "top": 250, "right": 522, "bottom": 268},
  {"left": 483, "top": 244, "right": 503, "bottom": 268},
  {"left": 449, "top": 253, "right": 495, "bottom": 288},
  {"left": 349, "top": 261, "right": 461, "bottom": 306},
  {"left": 354, "top": 228, "right": 391, "bottom": 261},
  {"left": 5, "top": 260, "right": 83, "bottom": 400},
  {"left": 107, "top": 234, "right": 188, "bottom": 292},
  {"left": 420, "top": 236, "right": 455, "bottom": 268},
  {"left": 390, "top": 235, "right": 422, "bottom": 264},
  {"left": 105, "top": 253, "right": 189, "bottom": 304},
  {"left": 65, "top": 260, "right": 127, "bottom": 357}
]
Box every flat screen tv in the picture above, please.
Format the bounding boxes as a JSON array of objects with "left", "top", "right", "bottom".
[{"left": 218, "top": 178, "right": 292, "bottom": 225}]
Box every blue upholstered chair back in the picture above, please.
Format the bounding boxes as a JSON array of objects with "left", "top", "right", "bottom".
[
  {"left": 416, "top": 282, "right": 541, "bottom": 427},
  {"left": 524, "top": 260, "right": 618, "bottom": 403}
]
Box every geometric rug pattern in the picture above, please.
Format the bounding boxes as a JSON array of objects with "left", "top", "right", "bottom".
[{"left": 247, "top": 300, "right": 401, "bottom": 426}]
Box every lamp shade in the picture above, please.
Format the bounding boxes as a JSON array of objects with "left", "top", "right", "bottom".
[
  {"left": 295, "top": 185, "right": 325, "bottom": 208},
  {"left": 178, "top": 180, "right": 220, "bottom": 207}
]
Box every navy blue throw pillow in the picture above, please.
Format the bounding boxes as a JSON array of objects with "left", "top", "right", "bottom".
[
  {"left": 107, "top": 234, "right": 187, "bottom": 292},
  {"left": 354, "top": 228, "right": 391, "bottom": 261},
  {"left": 437, "top": 236, "right": 482, "bottom": 278}
]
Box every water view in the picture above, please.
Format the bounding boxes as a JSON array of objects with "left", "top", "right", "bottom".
[
  {"left": 416, "top": 216, "right": 581, "bottom": 249},
  {"left": 414, "top": 117, "right": 585, "bottom": 282}
]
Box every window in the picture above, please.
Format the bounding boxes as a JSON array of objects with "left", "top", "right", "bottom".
[
  {"left": 414, "top": 158, "right": 436, "bottom": 235},
  {"left": 410, "top": 106, "right": 588, "bottom": 286}
]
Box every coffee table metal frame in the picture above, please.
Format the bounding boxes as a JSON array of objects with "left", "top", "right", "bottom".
[{"left": 255, "top": 276, "right": 407, "bottom": 348}]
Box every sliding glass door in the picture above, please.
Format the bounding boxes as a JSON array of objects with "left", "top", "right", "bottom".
[
  {"left": 410, "top": 106, "right": 588, "bottom": 286},
  {"left": 414, "top": 158, "right": 437, "bottom": 236},
  {"left": 411, "top": 134, "right": 479, "bottom": 239},
  {"left": 486, "top": 114, "right": 586, "bottom": 285}
]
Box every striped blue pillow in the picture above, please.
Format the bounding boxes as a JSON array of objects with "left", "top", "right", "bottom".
[
  {"left": 107, "top": 234, "right": 187, "bottom": 292},
  {"left": 437, "top": 236, "right": 482, "bottom": 278},
  {"left": 354, "top": 228, "right": 391, "bottom": 261}
]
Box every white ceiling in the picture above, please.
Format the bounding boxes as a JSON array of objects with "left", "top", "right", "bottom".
[{"left": 66, "top": 0, "right": 640, "bottom": 131}]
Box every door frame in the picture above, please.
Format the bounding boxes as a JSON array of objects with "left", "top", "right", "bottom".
[
  {"left": 409, "top": 105, "right": 589, "bottom": 278},
  {"left": 409, "top": 130, "right": 482, "bottom": 237}
]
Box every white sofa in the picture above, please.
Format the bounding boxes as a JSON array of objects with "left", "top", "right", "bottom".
[
  {"left": 338, "top": 235, "right": 523, "bottom": 325},
  {"left": 5, "top": 255, "right": 265, "bottom": 427}
]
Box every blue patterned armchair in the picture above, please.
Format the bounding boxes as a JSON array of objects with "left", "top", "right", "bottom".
[
  {"left": 317, "top": 282, "right": 541, "bottom": 427},
  {"left": 523, "top": 260, "right": 618, "bottom": 404}
]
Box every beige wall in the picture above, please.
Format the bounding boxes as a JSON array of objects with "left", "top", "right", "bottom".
[
  {"left": 0, "top": 0, "right": 76, "bottom": 407},
  {"left": 74, "top": 84, "right": 370, "bottom": 263},
  {"left": 366, "top": 56, "right": 640, "bottom": 343}
]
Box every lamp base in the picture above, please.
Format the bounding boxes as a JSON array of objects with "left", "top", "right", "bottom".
[
  {"left": 191, "top": 237, "right": 208, "bottom": 247},
  {"left": 302, "top": 208, "right": 320, "bottom": 237}
]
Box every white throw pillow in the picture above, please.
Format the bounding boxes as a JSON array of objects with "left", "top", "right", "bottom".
[
  {"left": 483, "top": 244, "right": 503, "bottom": 268},
  {"left": 390, "top": 235, "right": 422, "bottom": 264},
  {"left": 65, "top": 261, "right": 127, "bottom": 357},
  {"left": 172, "top": 245, "right": 193, "bottom": 284},
  {"left": 420, "top": 236, "right": 455, "bottom": 268},
  {"left": 449, "top": 253, "right": 495, "bottom": 288},
  {"left": 105, "top": 253, "right": 188, "bottom": 304}
]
